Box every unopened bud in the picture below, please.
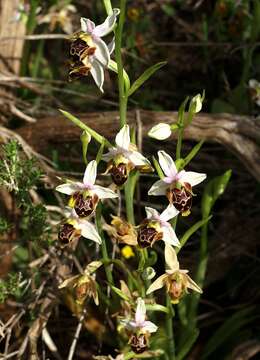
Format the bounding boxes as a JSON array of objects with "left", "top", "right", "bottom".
[{"left": 148, "top": 123, "right": 172, "bottom": 140}]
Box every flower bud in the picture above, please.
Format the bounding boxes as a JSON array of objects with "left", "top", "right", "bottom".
[
  {"left": 129, "top": 333, "right": 147, "bottom": 354},
  {"left": 190, "top": 93, "right": 203, "bottom": 113},
  {"left": 148, "top": 123, "right": 172, "bottom": 140}
]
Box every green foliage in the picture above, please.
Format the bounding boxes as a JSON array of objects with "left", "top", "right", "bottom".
[
  {"left": 0, "top": 140, "right": 42, "bottom": 205},
  {"left": 21, "top": 204, "right": 50, "bottom": 242},
  {"left": 0, "top": 273, "right": 22, "bottom": 303},
  {"left": 0, "top": 217, "right": 11, "bottom": 234}
]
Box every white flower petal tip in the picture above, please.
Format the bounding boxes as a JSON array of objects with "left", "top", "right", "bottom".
[
  {"left": 56, "top": 183, "right": 79, "bottom": 195},
  {"left": 146, "top": 274, "right": 168, "bottom": 295},
  {"left": 79, "top": 220, "right": 102, "bottom": 244},
  {"left": 148, "top": 123, "right": 172, "bottom": 140},
  {"left": 160, "top": 204, "right": 179, "bottom": 222},
  {"left": 142, "top": 321, "right": 158, "bottom": 333},
  {"left": 165, "top": 244, "right": 179, "bottom": 272},
  {"left": 135, "top": 298, "right": 146, "bottom": 325},
  {"left": 92, "top": 8, "right": 120, "bottom": 38},
  {"left": 83, "top": 160, "right": 97, "bottom": 186},
  {"left": 115, "top": 125, "right": 130, "bottom": 150},
  {"left": 190, "top": 93, "right": 204, "bottom": 113},
  {"left": 158, "top": 151, "right": 177, "bottom": 178},
  {"left": 180, "top": 171, "right": 207, "bottom": 187}
]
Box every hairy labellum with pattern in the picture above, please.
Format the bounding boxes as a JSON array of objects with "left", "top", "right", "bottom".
[
  {"left": 167, "top": 182, "right": 193, "bottom": 215},
  {"left": 73, "top": 192, "right": 98, "bottom": 217},
  {"left": 110, "top": 163, "right": 128, "bottom": 186},
  {"left": 137, "top": 224, "right": 162, "bottom": 248},
  {"left": 129, "top": 333, "right": 147, "bottom": 354}
]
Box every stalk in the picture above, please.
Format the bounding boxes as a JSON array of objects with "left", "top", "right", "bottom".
[
  {"left": 96, "top": 204, "right": 114, "bottom": 287},
  {"left": 115, "top": 0, "right": 128, "bottom": 128},
  {"left": 103, "top": 0, "right": 113, "bottom": 15}
]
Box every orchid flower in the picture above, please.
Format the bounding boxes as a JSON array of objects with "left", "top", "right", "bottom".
[
  {"left": 58, "top": 207, "right": 101, "bottom": 246},
  {"left": 148, "top": 151, "right": 206, "bottom": 215},
  {"left": 147, "top": 244, "right": 202, "bottom": 303},
  {"left": 59, "top": 261, "right": 102, "bottom": 305},
  {"left": 56, "top": 160, "right": 117, "bottom": 217},
  {"left": 102, "top": 125, "right": 152, "bottom": 186},
  {"left": 69, "top": 8, "right": 120, "bottom": 91},
  {"left": 121, "top": 298, "right": 158, "bottom": 334},
  {"left": 137, "top": 205, "right": 180, "bottom": 248}
]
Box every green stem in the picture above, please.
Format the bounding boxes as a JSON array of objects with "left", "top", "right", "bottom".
[
  {"left": 115, "top": 0, "right": 128, "bottom": 128},
  {"left": 96, "top": 204, "right": 114, "bottom": 287},
  {"left": 103, "top": 0, "right": 113, "bottom": 15},
  {"left": 166, "top": 295, "right": 175, "bottom": 359}
]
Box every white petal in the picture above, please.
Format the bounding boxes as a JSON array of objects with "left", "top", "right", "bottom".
[
  {"left": 107, "top": 37, "right": 115, "bottom": 54},
  {"left": 146, "top": 274, "right": 168, "bottom": 295},
  {"left": 162, "top": 226, "right": 180, "bottom": 247},
  {"left": 190, "top": 94, "right": 203, "bottom": 113},
  {"left": 85, "top": 261, "right": 102, "bottom": 274},
  {"left": 58, "top": 275, "right": 79, "bottom": 289},
  {"left": 179, "top": 171, "right": 206, "bottom": 187},
  {"left": 142, "top": 321, "right": 158, "bottom": 333},
  {"left": 90, "top": 60, "right": 104, "bottom": 92},
  {"left": 128, "top": 151, "right": 151, "bottom": 167},
  {"left": 165, "top": 244, "right": 179, "bottom": 272},
  {"left": 93, "top": 185, "right": 118, "bottom": 199},
  {"left": 148, "top": 179, "right": 168, "bottom": 196},
  {"left": 249, "top": 79, "right": 259, "bottom": 89},
  {"left": 158, "top": 151, "right": 177, "bottom": 178},
  {"left": 160, "top": 204, "right": 179, "bottom": 222},
  {"left": 92, "top": 36, "right": 110, "bottom": 67},
  {"left": 115, "top": 125, "right": 130, "bottom": 150},
  {"left": 80, "top": 17, "right": 95, "bottom": 33},
  {"left": 135, "top": 298, "right": 146, "bottom": 325},
  {"left": 83, "top": 160, "right": 97, "bottom": 186},
  {"left": 186, "top": 274, "right": 202, "bottom": 293},
  {"left": 78, "top": 220, "right": 102, "bottom": 244},
  {"left": 92, "top": 8, "right": 120, "bottom": 37},
  {"left": 56, "top": 183, "right": 80, "bottom": 195},
  {"left": 102, "top": 148, "right": 117, "bottom": 162},
  {"left": 148, "top": 123, "right": 172, "bottom": 140},
  {"left": 145, "top": 207, "right": 160, "bottom": 219}
]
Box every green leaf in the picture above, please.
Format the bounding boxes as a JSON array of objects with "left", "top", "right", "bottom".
[
  {"left": 202, "top": 307, "right": 256, "bottom": 359},
  {"left": 127, "top": 62, "right": 167, "bottom": 97},
  {"left": 108, "top": 59, "right": 131, "bottom": 92},
  {"left": 176, "top": 328, "right": 199, "bottom": 360},
  {"left": 146, "top": 303, "right": 169, "bottom": 314},
  {"left": 59, "top": 110, "right": 111, "bottom": 147},
  {"left": 111, "top": 285, "right": 131, "bottom": 302},
  {"left": 202, "top": 170, "right": 232, "bottom": 218},
  {"left": 176, "top": 216, "right": 212, "bottom": 253},
  {"left": 152, "top": 156, "right": 164, "bottom": 179},
  {"left": 181, "top": 140, "right": 205, "bottom": 169}
]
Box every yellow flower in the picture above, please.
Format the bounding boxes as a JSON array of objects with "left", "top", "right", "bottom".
[{"left": 121, "top": 245, "right": 135, "bottom": 259}]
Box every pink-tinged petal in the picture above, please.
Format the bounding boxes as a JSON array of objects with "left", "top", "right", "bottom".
[
  {"left": 158, "top": 150, "right": 177, "bottom": 178},
  {"left": 145, "top": 207, "right": 160, "bottom": 220},
  {"left": 141, "top": 321, "right": 158, "bottom": 333},
  {"left": 93, "top": 185, "right": 118, "bottom": 199},
  {"left": 90, "top": 60, "right": 104, "bottom": 92},
  {"left": 107, "top": 37, "right": 115, "bottom": 54},
  {"left": 135, "top": 298, "right": 146, "bottom": 325},
  {"left": 179, "top": 171, "right": 207, "bottom": 187},
  {"left": 56, "top": 183, "right": 81, "bottom": 195},
  {"left": 148, "top": 179, "right": 168, "bottom": 196},
  {"left": 83, "top": 160, "right": 97, "bottom": 186},
  {"left": 102, "top": 148, "right": 118, "bottom": 162},
  {"left": 162, "top": 226, "right": 180, "bottom": 247},
  {"left": 128, "top": 151, "right": 151, "bottom": 167},
  {"left": 146, "top": 274, "right": 168, "bottom": 295},
  {"left": 78, "top": 220, "right": 102, "bottom": 244},
  {"left": 165, "top": 244, "right": 179, "bottom": 272},
  {"left": 160, "top": 204, "right": 179, "bottom": 223},
  {"left": 92, "top": 8, "right": 120, "bottom": 37},
  {"left": 92, "top": 36, "right": 110, "bottom": 67},
  {"left": 115, "top": 125, "right": 130, "bottom": 150},
  {"left": 80, "top": 17, "right": 95, "bottom": 33}
]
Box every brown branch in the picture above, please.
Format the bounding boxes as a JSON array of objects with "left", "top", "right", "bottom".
[{"left": 16, "top": 110, "right": 260, "bottom": 181}]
